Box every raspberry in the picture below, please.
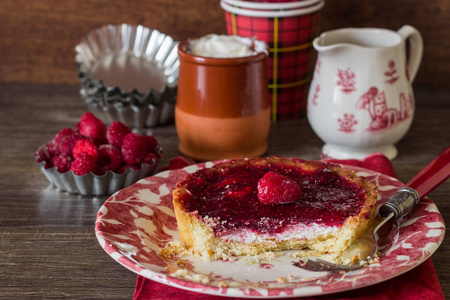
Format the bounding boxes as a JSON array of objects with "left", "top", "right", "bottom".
[
  {"left": 45, "top": 140, "right": 61, "bottom": 157},
  {"left": 143, "top": 152, "right": 157, "bottom": 165},
  {"left": 257, "top": 171, "right": 302, "bottom": 205},
  {"left": 159, "top": 156, "right": 195, "bottom": 171},
  {"left": 35, "top": 146, "right": 53, "bottom": 168},
  {"left": 35, "top": 147, "right": 47, "bottom": 163},
  {"left": 121, "top": 133, "right": 147, "bottom": 165},
  {"left": 72, "top": 139, "right": 99, "bottom": 161},
  {"left": 107, "top": 121, "right": 131, "bottom": 148},
  {"left": 74, "top": 122, "right": 81, "bottom": 134},
  {"left": 143, "top": 135, "right": 158, "bottom": 153},
  {"left": 93, "top": 165, "right": 108, "bottom": 176},
  {"left": 52, "top": 153, "right": 74, "bottom": 173},
  {"left": 98, "top": 144, "right": 123, "bottom": 172},
  {"left": 46, "top": 128, "right": 75, "bottom": 157},
  {"left": 70, "top": 152, "right": 97, "bottom": 175},
  {"left": 53, "top": 128, "right": 74, "bottom": 144},
  {"left": 59, "top": 133, "right": 83, "bottom": 155},
  {"left": 362, "top": 153, "right": 396, "bottom": 178},
  {"left": 78, "top": 112, "right": 107, "bottom": 143},
  {"left": 39, "top": 113, "right": 162, "bottom": 177}
]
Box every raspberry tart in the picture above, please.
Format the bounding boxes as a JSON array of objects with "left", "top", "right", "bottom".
[{"left": 170, "top": 157, "right": 377, "bottom": 261}]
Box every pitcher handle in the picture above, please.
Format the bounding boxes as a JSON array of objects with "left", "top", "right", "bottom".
[{"left": 397, "top": 25, "right": 423, "bottom": 82}]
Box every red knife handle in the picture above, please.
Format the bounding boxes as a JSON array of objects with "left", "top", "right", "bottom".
[{"left": 406, "top": 146, "right": 450, "bottom": 199}]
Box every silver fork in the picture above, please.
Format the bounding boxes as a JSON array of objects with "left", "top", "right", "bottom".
[{"left": 292, "top": 147, "right": 450, "bottom": 272}]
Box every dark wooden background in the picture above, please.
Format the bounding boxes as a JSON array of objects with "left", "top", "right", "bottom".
[{"left": 1, "top": 0, "right": 449, "bottom": 87}]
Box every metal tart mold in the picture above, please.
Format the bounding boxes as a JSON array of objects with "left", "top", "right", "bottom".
[
  {"left": 36, "top": 145, "right": 163, "bottom": 196},
  {"left": 75, "top": 24, "right": 179, "bottom": 128}
]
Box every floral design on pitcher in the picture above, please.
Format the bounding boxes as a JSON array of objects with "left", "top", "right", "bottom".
[
  {"left": 311, "top": 58, "right": 321, "bottom": 83},
  {"left": 315, "top": 58, "right": 321, "bottom": 76},
  {"left": 311, "top": 84, "right": 320, "bottom": 106},
  {"left": 336, "top": 68, "right": 356, "bottom": 93},
  {"left": 337, "top": 114, "right": 358, "bottom": 132},
  {"left": 356, "top": 87, "right": 413, "bottom": 131},
  {"left": 384, "top": 60, "right": 399, "bottom": 84}
]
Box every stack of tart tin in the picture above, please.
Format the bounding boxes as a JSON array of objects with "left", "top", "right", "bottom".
[{"left": 76, "top": 24, "right": 180, "bottom": 128}]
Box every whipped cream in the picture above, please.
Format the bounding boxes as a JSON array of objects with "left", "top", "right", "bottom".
[{"left": 189, "top": 34, "right": 267, "bottom": 58}]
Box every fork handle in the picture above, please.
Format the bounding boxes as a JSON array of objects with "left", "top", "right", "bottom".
[
  {"left": 379, "top": 187, "right": 419, "bottom": 220},
  {"left": 379, "top": 147, "right": 450, "bottom": 220}
]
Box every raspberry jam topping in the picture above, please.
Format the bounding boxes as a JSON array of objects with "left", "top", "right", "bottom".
[{"left": 177, "top": 158, "right": 369, "bottom": 236}]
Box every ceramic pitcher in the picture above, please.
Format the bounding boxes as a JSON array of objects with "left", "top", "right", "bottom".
[{"left": 307, "top": 26, "right": 423, "bottom": 159}]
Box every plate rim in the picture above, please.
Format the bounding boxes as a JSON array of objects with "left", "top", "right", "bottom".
[{"left": 95, "top": 162, "right": 446, "bottom": 298}]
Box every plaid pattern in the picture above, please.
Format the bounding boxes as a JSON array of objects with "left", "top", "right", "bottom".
[{"left": 225, "top": 10, "right": 320, "bottom": 121}]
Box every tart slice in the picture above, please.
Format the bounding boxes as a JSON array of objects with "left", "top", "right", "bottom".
[{"left": 171, "top": 157, "right": 377, "bottom": 261}]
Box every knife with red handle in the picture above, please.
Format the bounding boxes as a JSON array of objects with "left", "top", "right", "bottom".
[{"left": 379, "top": 146, "right": 450, "bottom": 219}]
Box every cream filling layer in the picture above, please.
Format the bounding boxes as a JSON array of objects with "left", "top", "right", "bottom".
[{"left": 218, "top": 223, "right": 339, "bottom": 244}]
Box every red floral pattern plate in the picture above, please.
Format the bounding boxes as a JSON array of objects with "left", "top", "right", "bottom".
[{"left": 95, "top": 163, "right": 445, "bottom": 298}]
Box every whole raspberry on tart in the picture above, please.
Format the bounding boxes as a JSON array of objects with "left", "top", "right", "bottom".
[
  {"left": 168, "top": 157, "right": 377, "bottom": 262},
  {"left": 257, "top": 171, "right": 302, "bottom": 205}
]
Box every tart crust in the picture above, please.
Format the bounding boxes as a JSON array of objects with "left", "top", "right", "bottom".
[{"left": 170, "top": 157, "right": 377, "bottom": 261}]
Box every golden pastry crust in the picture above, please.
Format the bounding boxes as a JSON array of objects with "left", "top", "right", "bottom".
[{"left": 171, "top": 157, "right": 377, "bottom": 261}]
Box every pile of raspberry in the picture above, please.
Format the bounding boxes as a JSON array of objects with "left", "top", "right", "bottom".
[{"left": 36, "top": 112, "right": 161, "bottom": 176}]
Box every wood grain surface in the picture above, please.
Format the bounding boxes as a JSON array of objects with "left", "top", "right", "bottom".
[
  {"left": 0, "top": 83, "right": 449, "bottom": 298},
  {"left": 0, "top": 0, "right": 449, "bottom": 87}
]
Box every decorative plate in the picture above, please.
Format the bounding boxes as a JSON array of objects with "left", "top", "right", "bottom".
[{"left": 95, "top": 162, "right": 445, "bottom": 298}]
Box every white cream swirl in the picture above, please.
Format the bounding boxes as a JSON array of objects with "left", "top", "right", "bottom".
[{"left": 189, "top": 34, "right": 267, "bottom": 58}]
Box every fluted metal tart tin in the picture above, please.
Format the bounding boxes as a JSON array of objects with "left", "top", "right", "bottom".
[
  {"left": 75, "top": 24, "right": 179, "bottom": 128},
  {"left": 36, "top": 146, "right": 163, "bottom": 196}
]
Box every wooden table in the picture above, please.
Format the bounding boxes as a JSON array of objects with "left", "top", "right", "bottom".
[{"left": 0, "top": 83, "right": 449, "bottom": 298}]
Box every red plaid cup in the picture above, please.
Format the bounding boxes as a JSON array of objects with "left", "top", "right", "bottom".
[{"left": 221, "top": 0, "right": 324, "bottom": 121}]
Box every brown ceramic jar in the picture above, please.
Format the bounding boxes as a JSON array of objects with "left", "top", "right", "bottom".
[{"left": 175, "top": 38, "right": 271, "bottom": 161}]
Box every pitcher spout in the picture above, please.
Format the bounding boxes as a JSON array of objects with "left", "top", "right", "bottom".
[{"left": 313, "top": 27, "right": 405, "bottom": 53}]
